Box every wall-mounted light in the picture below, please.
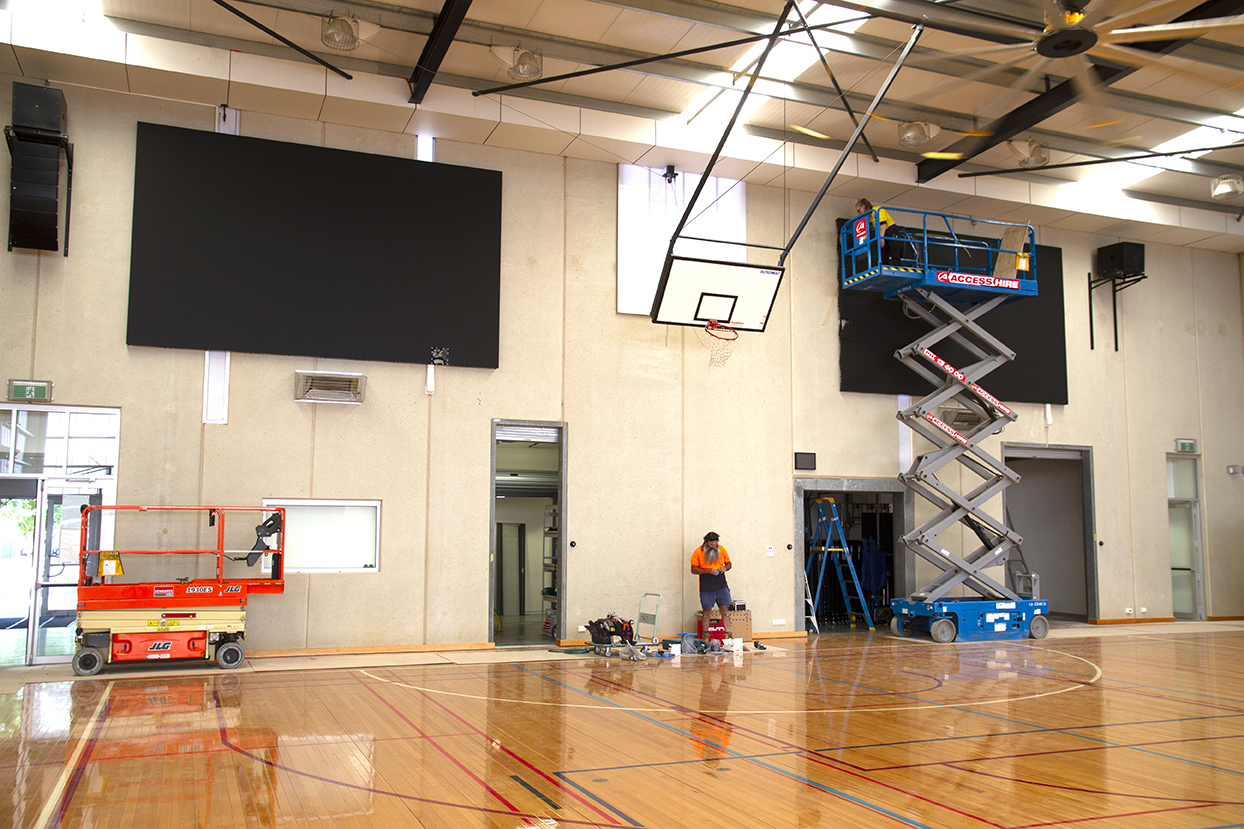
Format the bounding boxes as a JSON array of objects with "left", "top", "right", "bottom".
[{"left": 1228, "top": 465, "right": 1243, "bottom": 475}]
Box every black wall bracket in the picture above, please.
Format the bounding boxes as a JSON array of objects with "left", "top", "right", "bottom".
[{"left": 1088, "top": 270, "right": 1146, "bottom": 352}]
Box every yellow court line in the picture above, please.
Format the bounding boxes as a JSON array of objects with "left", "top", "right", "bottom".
[
  {"left": 360, "top": 647, "right": 1101, "bottom": 716},
  {"left": 34, "top": 681, "right": 114, "bottom": 829}
]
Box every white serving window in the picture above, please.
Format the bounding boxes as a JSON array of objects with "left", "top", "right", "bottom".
[{"left": 263, "top": 498, "right": 380, "bottom": 572}]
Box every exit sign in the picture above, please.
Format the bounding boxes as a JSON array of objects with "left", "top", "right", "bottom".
[
  {"left": 7, "top": 380, "right": 53, "bottom": 402},
  {"left": 1175, "top": 438, "right": 1196, "bottom": 453}
]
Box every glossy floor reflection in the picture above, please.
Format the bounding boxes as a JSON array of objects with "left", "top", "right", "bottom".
[{"left": 2, "top": 626, "right": 1242, "bottom": 829}]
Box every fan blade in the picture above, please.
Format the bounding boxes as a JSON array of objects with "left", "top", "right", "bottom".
[
  {"left": 950, "top": 50, "right": 1041, "bottom": 87},
  {"left": 1101, "top": 15, "right": 1244, "bottom": 43},
  {"left": 1087, "top": 41, "right": 1229, "bottom": 86},
  {"left": 1082, "top": 0, "right": 1149, "bottom": 29},
  {"left": 1092, "top": 0, "right": 1205, "bottom": 33},
  {"left": 1070, "top": 56, "right": 1108, "bottom": 112},
  {"left": 979, "top": 56, "right": 1053, "bottom": 121},
  {"left": 905, "top": 42, "right": 1035, "bottom": 66}
]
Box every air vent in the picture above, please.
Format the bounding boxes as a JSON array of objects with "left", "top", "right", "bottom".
[{"left": 294, "top": 371, "right": 366, "bottom": 404}]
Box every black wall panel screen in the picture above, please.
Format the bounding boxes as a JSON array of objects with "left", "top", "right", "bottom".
[
  {"left": 127, "top": 122, "right": 502, "bottom": 368},
  {"left": 839, "top": 244, "right": 1067, "bottom": 405}
]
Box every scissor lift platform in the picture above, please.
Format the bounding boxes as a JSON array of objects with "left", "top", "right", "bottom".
[
  {"left": 72, "top": 505, "right": 285, "bottom": 675},
  {"left": 844, "top": 208, "right": 1037, "bottom": 304},
  {"left": 842, "top": 207, "right": 1049, "bottom": 644}
]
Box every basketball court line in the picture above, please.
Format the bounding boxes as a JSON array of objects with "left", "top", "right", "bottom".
[
  {"left": 358, "top": 646, "right": 1101, "bottom": 715},
  {"left": 33, "top": 681, "right": 113, "bottom": 829}
]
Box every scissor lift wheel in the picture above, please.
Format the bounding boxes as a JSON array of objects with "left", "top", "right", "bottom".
[
  {"left": 72, "top": 647, "right": 105, "bottom": 677},
  {"left": 216, "top": 641, "right": 245, "bottom": 669}
]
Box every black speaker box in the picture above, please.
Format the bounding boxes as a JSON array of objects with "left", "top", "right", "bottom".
[
  {"left": 9, "top": 83, "right": 65, "bottom": 252},
  {"left": 13, "top": 83, "right": 64, "bottom": 133},
  {"left": 1097, "top": 241, "right": 1143, "bottom": 279}
]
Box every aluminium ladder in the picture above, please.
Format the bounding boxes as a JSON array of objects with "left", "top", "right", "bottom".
[{"left": 807, "top": 497, "right": 873, "bottom": 631}]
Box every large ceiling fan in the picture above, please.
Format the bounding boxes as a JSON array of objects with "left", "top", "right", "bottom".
[{"left": 865, "top": 0, "right": 1244, "bottom": 180}]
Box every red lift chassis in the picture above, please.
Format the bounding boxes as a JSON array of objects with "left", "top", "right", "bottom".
[{"left": 72, "top": 505, "right": 285, "bottom": 676}]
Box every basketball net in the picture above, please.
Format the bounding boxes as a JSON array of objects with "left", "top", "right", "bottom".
[{"left": 703, "top": 320, "right": 739, "bottom": 367}]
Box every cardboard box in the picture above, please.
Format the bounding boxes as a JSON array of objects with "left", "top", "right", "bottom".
[{"left": 699, "top": 609, "right": 752, "bottom": 642}]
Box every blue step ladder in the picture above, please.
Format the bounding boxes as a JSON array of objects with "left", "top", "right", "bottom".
[{"left": 807, "top": 497, "right": 874, "bottom": 631}]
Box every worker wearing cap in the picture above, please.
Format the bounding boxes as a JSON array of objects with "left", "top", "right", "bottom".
[{"left": 691, "top": 531, "right": 732, "bottom": 638}]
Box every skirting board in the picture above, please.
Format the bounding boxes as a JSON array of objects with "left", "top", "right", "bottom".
[
  {"left": 250, "top": 642, "right": 495, "bottom": 658},
  {"left": 1087, "top": 617, "right": 1177, "bottom": 625}
]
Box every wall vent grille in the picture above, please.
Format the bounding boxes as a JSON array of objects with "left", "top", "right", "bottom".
[{"left": 294, "top": 371, "right": 366, "bottom": 404}]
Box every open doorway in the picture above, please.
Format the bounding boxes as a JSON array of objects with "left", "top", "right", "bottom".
[
  {"left": 1003, "top": 444, "right": 1097, "bottom": 621},
  {"left": 491, "top": 421, "right": 565, "bottom": 646},
  {"left": 794, "top": 478, "right": 913, "bottom": 633}
]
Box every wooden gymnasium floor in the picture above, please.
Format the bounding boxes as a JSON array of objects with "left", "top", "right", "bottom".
[{"left": 1, "top": 623, "right": 1242, "bottom": 829}]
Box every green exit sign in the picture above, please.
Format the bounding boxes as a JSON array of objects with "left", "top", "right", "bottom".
[
  {"left": 1175, "top": 438, "right": 1196, "bottom": 453},
  {"left": 7, "top": 380, "right": 53, "bottom": 402}
]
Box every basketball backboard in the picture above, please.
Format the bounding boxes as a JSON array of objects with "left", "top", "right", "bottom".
[{"left": 649, "top": 255, "right": 784, "bottom": 332}]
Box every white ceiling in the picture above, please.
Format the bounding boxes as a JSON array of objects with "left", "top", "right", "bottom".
[{"left": 10, "top": 0, "right": 1244, "bottom": 250}]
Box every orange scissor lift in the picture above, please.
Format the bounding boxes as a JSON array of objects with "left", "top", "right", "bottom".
[{"left": 72, "top": 505, "right": 285, "bottom": 676}]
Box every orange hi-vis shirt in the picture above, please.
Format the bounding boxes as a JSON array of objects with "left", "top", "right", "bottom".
[{"left": 691, "top": 544, "right": 730, "bottom": 591}]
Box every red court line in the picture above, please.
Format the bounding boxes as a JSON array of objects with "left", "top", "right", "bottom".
[
  {"left": 1012, "top": 802, "right": 1218, "bottom": 828},
  {"left": 354, "top": 675, "right": 520, "bottom": 812},
  {"left": 949, "top": 763, "right": 1242, "bottom": 805},
  {"left": 854, "top": 732, "right": 1243, "bottom": 774},
  {"left": 799, "top": 749, "right": 1007, "bottom": 829},
  {"left": 380, "top": 665, "right": 620, "bottom": 824}
]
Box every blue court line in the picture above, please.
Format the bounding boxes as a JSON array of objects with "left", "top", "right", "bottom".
[
  {"left": 524, "top": 664, "right": 942, "bottom": 829},
  {"left": 740, "top": 652, "right": 1244, "bottom": 778}
]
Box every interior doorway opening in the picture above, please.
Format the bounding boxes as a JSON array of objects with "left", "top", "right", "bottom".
[
  {"left": 491, "top": 421, "right": 565, "bottom": 647},
  {"left": 794, "top": 479, "right": 912, "bottom": 633},
  {"left": 1003, "top": 444, "right": 1097, "bottom": 621}
]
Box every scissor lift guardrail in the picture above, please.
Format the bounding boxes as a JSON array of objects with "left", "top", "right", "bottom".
[{"left": 841, "top": 208, "right": 1049, "bottom": 643}]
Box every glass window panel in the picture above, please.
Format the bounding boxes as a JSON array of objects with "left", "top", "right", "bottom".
[
  {"left": 1170, "top": 569, "right": 1196, "bottom": 618},
  {"left": 1166, "top": 456, "right": 1197, "bottom": 499},
  {"left": 68, "top": 412, "right": 119, "bottom": 438},
  {"left": 0, "top": 409, "right": 11, "bottom": 473},
  {"left": 14, "top": 411, "right": 67, "bottom": 475},
  {"left": 1168, "top": 503, "right": 1194, "bottom": 568},
  {"left": 67, "top": 437, "right": 118, "bottom": 476}
]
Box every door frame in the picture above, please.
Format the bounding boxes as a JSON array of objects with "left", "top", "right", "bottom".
[
  {"left": 1002, "top": 443, "right": 1098, "bottom": 621},
  {"left": 490, "top": 420, "right": 566, "bottom": 644},
  {"left": 27, "top": 476, "right": 116, "bottom": 665}
]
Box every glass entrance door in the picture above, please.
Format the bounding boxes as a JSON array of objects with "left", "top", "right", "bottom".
[
  {"left": 0, "top": 480, "right": 38, "bottom": 665},
  {"left": 28, "top": 480, "right": 111, "bottom": 663},
  {"left": 1166, "top": 456, "right": 1203, "bottom": 621}
]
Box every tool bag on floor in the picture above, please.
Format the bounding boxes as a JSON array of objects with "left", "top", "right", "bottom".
[{"left": 587, "top": 614, "right": 635, "bottom": 645}]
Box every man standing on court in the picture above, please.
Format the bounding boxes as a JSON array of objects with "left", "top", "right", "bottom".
[{"left": 691, "top": 531, "right": 732, "bottom": 638}]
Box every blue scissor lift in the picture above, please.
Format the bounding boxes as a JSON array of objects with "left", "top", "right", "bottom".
[{"left": 842, "top": 207, "right": 1049, "bottom": 644}]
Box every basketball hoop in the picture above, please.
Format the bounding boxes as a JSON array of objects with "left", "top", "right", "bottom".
[{"left": 703, "top": 320, "right": 739, "bottom": 367}]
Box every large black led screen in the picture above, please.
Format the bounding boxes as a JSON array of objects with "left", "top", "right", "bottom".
[
  {"left": 128, "top": 122, "right": 501, "bottom": 368},
  {"left": 839, "top": 244, "right": 1067, "bottom": 405}
]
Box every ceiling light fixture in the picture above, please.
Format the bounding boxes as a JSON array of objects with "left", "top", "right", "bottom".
[
  {"left": 507, "top": 48, "right": 543, "bottom": 81},
  {"left": 1211, "top": 173, "right": 1244, "bottom": 199},
  {"left": 320, "top": 12, "right": 359, "bottom": 51},
  {"left": 1008, "top": 139, "right": 1049, "bottom": 169},
  {"left": 898, "top": 121, "right": 940, "bottom": 147}
]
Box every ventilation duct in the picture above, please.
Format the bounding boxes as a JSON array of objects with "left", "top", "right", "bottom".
[
  {"left": 495, "top": 470, "right": 559, "bottom": 497},
  {"left": 294, "top": 370, "right": 366, "bottom": 404}
]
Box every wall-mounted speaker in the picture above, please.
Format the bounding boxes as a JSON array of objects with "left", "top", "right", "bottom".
[
  {"left": 7, "top": 83, "right": 69, "bottom": 254},
  {"left": 1097, "top": 241, "right": 1143, "bottom": 279}
]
